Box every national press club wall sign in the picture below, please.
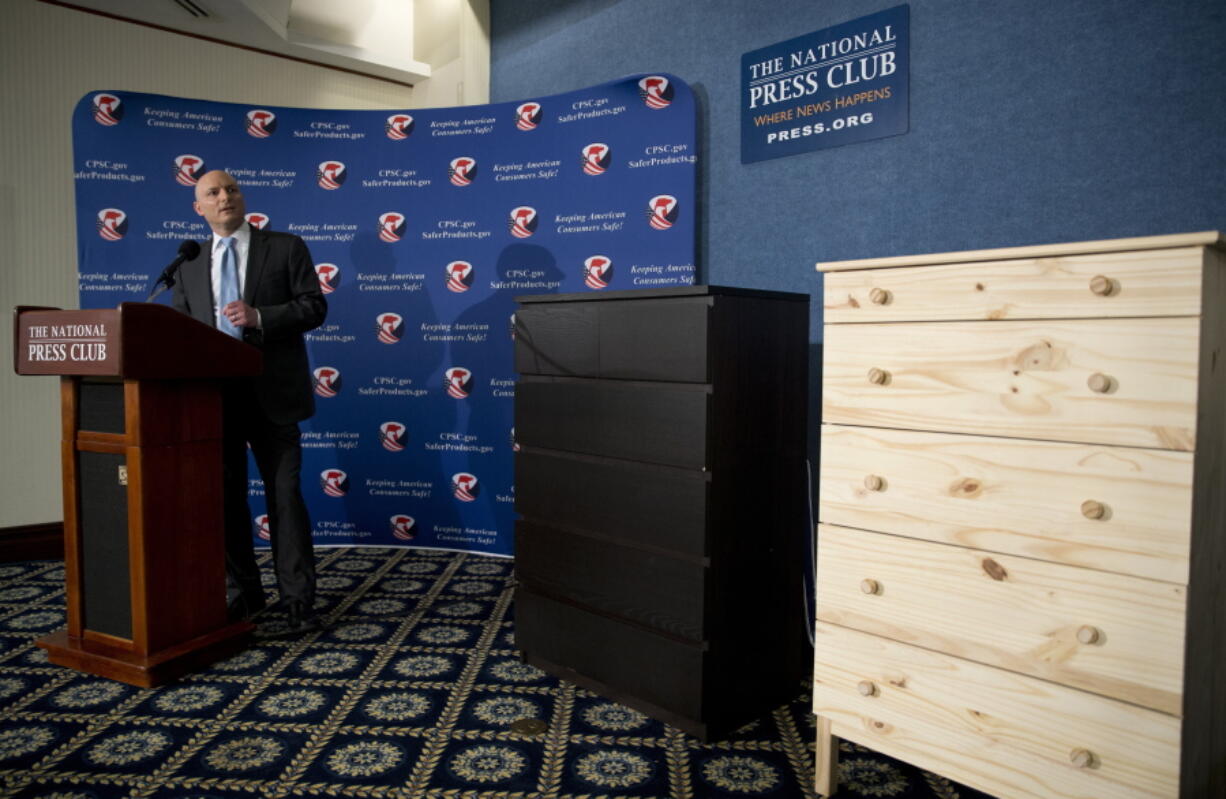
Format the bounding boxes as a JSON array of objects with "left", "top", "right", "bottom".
[
  {"left": 741, "top": 5, "right": 909, "bottom": 163},
  {"left": 72, "top": 74, "right": 698, "bottom": 558}
]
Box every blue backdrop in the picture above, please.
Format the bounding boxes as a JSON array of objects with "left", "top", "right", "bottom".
[{"left": 72, "top": 74, "right": 697, "bottom": 557}]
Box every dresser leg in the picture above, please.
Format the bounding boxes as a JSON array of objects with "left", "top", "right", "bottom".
[{"left": 814, "top": 714, "right": 838, "bottom": 797}]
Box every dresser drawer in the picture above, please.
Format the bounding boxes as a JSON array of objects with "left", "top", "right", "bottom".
[
  {"left": 515, "top": 521, "right": 706, "bottom": 641},
  {"left": 815, "top": 524, "right": 1185, "bottom": 713},
  {"left": 515, "top": 449, "right": 708, "bottom": 557},
  {"left": 515, "top": 377, "right": 709, "bottom": 467},
  {"left": 822, "top": 317, "right": 1199, "bottom": 450},
  {"left": 514, "top": 298, "right": 711, "bottom": 382},
  {"left": 516, "top": 588, "right": 705, "bottom": 719},
  {"left": 823, "top": 245, "right": 1205, "bottom": 323},
  {"left": 811, "top": 622, "right": 1180, "bottom": 799},
  {"left": 819, "top": 425, "right": 1194, "bottom": 583}
]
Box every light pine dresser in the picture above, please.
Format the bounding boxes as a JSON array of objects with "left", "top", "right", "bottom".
[{"left": 813, "top": 232, "right": 1226, "bottom": 799}]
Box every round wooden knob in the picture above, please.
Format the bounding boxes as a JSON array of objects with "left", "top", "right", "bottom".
[
  {"left": 1087, "top": 373, "right": 1113, "bottom": 393},
  {"left": 863, "top": 474, "right": 886, "bottom": 492},
  {"left": 1081, "top": 500, "right": 1106, "bottom": 520},
  {"left": 1069, "top": 748, "right": 1096, "bottom": 768},
  {"left": 1077, "top": 625, "right": 1101, "bottom": 645},
  {"left": 860, "top": 579, "right": 881, "bottom": 595},
  {"left": 1089, "top": 275, "right": 1115, "bottom": 297},
  {"left": 867, "top": 367, "right": 890, "bottom": 385},
  {"left": 869, "top": 287, "right": 892, "bottom": 305},
  {"left": 857, "top": 680, "right": 878, "bottom": 697}
]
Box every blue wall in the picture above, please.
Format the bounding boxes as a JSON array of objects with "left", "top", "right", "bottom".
[{"left": 492, "top": 0, "right": 1226, "bottom": 318}]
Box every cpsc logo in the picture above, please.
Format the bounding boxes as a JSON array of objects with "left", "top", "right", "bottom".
[
  {"left": 317, "top": 161, "right": 347, "bottom": 190},
  {"left": 254, "top": 514, "right": 271, "bottom": 541},
  {"left": 583, "top": 255, "right": 613, "bottom": 290},
  {"left": 390, "top": 514, "right": 416, "bottom": 541},
  {"left": 379, "top": 421, "right": 407, "bottom": 452},
  {"left": 508, "top": 206, "right": 537, "bottom": 238},
  {"left": 452, "top": 472, "right": 480, "bottom": 502},
  {"left": 581, "top": 143, "right": 611, "bottom": 176},
  {"left": 92, "top": 93, "right": 123, "bottom": 126},
  {"left": 647, "top": 195, "right": 678, "bottom": 230},
  {"left": 245, "top": 212, "right": 270, "bottom": 230},
  {"left": 386, "top": 113, "right": 414, "bottom": 140},
  {"left": 96, "top": 208, "right": 127, "bottom": 241},
  {"left": 444, "top": 367, "right": 472, "bottom": 399},
  {"left": 378, "top": 212, "right": 405, "bottom": 243},
  {"left": 639, "top": 76, "right": 674, "bottom": 109},
  {"left": 173, "top": 154, "right": 206, "bottom": 186},
  {"left": 449, "top": 157, "right": 477, "bottom": 187},
  {"left": 245, "top": 109, "right": 277, "bottom": 138},
  {"left": 320, "top": 469, "right": 350, "bottom": 497},
  {"left": 515, "top": 102, "right": 542, "bottom": 131},
  {"left": 446, "top": 261, "right": 473, "bottom": 293},
  {"left": 315, "top": 263, "right": 341, "bottom": 294},
  {"left": 313, "top": 366, "right": 342, "bottom": 397},
  {"left": 376, "top": 312, "right": 404, "bottom": 344}
]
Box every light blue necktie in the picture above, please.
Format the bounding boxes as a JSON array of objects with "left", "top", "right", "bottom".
[{"left": 217, "top": 236, "right": 241, "bottom": 338}]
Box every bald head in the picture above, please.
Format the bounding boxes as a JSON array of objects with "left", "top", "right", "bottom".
[{"left": 193, "top": 170, "right": 246, "bottom": 235}]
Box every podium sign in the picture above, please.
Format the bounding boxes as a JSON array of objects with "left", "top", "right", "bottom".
[
  {"left": 14, "top": 303, "right": 261, "bottom": 686},
  {"left": 15, "top": 308, "right": 118, "bottom": 375}
]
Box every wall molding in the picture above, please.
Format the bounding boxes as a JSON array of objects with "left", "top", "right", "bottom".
[
  {"left": 39, "top": 0, "right": 416, "bottom": 89},
  {"left": 0, "top": 522, "right": 64, "bottom": 563}
]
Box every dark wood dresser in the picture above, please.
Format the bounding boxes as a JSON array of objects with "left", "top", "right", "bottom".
[{"left": 513, "top": 285, "right": 810, "bottom": 740}]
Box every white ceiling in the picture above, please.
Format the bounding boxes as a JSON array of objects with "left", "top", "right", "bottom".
[{"left": 56, "top": 0, "right": 434, "bottom": 84}]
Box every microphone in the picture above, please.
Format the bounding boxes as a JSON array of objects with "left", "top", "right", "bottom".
[{"left": 146, "top": 239, "right": 201, "bottom": 301}]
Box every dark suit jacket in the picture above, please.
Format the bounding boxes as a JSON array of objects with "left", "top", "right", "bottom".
[{"left": 172, "top": 227, "right": 327, "bottom": 424}]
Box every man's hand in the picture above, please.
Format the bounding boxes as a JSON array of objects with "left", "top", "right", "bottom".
[{"left": 221, "top": 300, "right": 259, "bottom": 329}]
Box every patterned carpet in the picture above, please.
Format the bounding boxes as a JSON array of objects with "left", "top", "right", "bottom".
[{"left": 0, "top": 548, "right": 992, "bottom": 799}]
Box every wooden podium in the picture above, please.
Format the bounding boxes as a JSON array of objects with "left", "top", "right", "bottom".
[{"left": 13, "top": 302, "right": 262, "bottom": 686}]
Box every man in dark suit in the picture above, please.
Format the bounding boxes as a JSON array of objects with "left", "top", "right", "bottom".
[{"left": 172, "top": 170, "right": 326, "bottom": 633}]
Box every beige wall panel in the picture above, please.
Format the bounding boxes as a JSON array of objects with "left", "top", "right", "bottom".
[{"left": 0, "top": 0, "right": 425, "bottom": 528}]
